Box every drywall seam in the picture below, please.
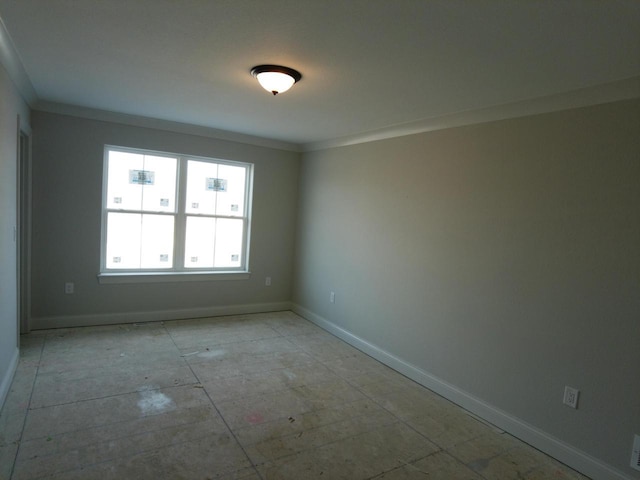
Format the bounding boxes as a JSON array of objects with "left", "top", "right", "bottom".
[
  {"left": 31, "top": 302, "right": 292, "bottom": 330},
  {"left": 0, "top": 348, "right": 19, "bottom": 411},
  {"left": 291, "top": 303, "right": 634, "bottom": 480}
]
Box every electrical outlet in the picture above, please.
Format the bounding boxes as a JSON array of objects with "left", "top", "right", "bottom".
[
  {"left": 64, "top": 282, "right": 74, "bottom": 294},
  {"left": 329, "top": 291, "right": 335, "bottom": 303},
  {"left": 563, "top": 386, "right": 579, "bottom": 409},
  {"left": 631, "top": 434, "right": 640, "bottom": 472},
  {"left": 265, "top": 276, "right": 271, "bottom": 286}
]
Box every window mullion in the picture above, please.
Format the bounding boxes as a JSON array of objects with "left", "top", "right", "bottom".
[
  {"left": 100, "top": 149, "right": 110, "bottom": 272},
  {"left": 174, "top": 157, "right": 188, "bottom": 270},
  {"left": 105, "top": 208, "right": 176, "bottom": 216}
]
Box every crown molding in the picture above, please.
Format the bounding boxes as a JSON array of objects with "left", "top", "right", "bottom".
[
  {"left": 0, "top": 15, "right": 37, "bottom": 105},
  {"left": 33, "top": 101, "right": 303, "bottom": 152},
  {"left": 303, "top": 76, "right": 640, "bottom": 152}
]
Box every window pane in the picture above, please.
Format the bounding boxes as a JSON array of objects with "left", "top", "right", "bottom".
[
  {"left": 185, "top": 161, "right": 218, "bottom": 215},
  {"left": 106, "top": 150, "right": 177, "bottom": 213},
  {"left": 106, "top": 212, "right": 142, "bottom": 269},
  {"left": 106, "top": 213, "right": 174, "bottom": 269},
  {"left": 140, "top": 155, "right": 177, "bottom": 213},
  {"left": 216, "top": 164, "right": 246, "bottom": 217},
  {"left": 106, "top": 151, "right": 144, "bottom": 211},
  {"left": 140, "top": 214, "right": 174, "bottom": 268},
  {"left": 214, "top": 218, "right": 244, "bottom": 268},
  {"left": 184, "top": 216, "right": 215, "bottom": 268},
  {"left": 185, "top": 160, "right": 247, "bottom": 217}
]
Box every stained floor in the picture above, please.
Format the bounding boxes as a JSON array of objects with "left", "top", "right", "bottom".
[{"left": 0, "top": 311, "right": 590, "bottom": 479}]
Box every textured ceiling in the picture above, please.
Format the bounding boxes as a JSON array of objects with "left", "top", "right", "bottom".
[{"left": 1, "top": 0, "right": 639, "bottom": 146}]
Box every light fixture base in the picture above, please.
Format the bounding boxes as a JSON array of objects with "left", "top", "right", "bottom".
[{"left": 250, "top": 65, "right": 302, "bottom": 95}]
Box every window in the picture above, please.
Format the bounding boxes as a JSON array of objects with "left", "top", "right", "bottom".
[{"left": 100, "top": 146, "right": 252, "bottom": 278}]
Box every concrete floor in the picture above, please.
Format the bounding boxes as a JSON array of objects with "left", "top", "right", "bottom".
[{"left": 0, "top": 311, "right": 589, "bottom": 479}]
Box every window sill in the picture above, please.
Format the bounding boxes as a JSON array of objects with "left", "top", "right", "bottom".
[{"left": 97, "top": 271, "right": 251, "bottom": 284}]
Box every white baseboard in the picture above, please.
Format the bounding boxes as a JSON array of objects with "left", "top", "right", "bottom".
[
  {"left": 31, "top": 302, "right": 292, "bottom": 330},
  {"left": 291, "top": 304, "right": 633, "bottom": 480},
  {"left": 0, "top": 348, "right": 19, "bottom": 411}
]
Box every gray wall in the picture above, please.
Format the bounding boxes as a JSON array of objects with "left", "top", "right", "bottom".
[
  {"left": 30, "top": 111, "right": 299, "bottom": 327},
  {"left": 0, "top": 62, "right": 30, "bottom": 404},
  {"left": 293, "top": 99, "right": 640, "bottom": 477}
]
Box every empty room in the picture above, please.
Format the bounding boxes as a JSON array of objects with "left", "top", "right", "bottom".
[{"left": 0, "top": 1, "right": 638, "bottom": 479}]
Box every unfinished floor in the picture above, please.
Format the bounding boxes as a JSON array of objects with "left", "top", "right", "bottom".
[{"left": 0, "top": 311, "right": 589, "bottom": 480}]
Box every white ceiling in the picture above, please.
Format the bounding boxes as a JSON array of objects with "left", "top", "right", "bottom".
[{"left": 0, "top": 0, "right": 639, "bottom": 148}]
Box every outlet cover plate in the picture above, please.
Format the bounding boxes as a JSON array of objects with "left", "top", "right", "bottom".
[
  {"left": 563, "top": 386, "right": 579, "bottom": 409},
  {"left": 631, "top": 434, "right": 640, "bottom": 471}
]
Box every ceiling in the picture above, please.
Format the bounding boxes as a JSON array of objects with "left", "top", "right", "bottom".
[{"left": 0, "top": 0, "right": 639, "bottom": 149}]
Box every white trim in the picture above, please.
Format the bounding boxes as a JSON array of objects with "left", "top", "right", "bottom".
[
  {"left": 291, "top": 304, "right": 635, "bottom": 480},
  {"left": 20, "top": 130, "right": 33, "bottom": 333},
  {"left": 34, "top": 101, "right": 301, "bottom": 152},
  {"left": 0, "top": 348, "right": 19, "bottom": 411},
  {"left": 97, "top": 271, "right": 251, "bottom": 284},
  {"left": 0, "top": 16, "right": 37, "bottom": 105},
  {"left": 17, "top": 118, "right": 32, "bottom": 334},
  {"left": 31, "top": 302, "right": 292, "bottom": 330},
  {"left": 302, "top": 76, "right": 640, "bottom": 152}
]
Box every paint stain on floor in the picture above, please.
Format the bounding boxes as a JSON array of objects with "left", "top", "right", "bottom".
[{"left": 137, "top": 387, "right": 176, "bottom": 415}]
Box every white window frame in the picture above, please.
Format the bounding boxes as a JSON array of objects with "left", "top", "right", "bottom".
[{"left": 98, "top": 145, "right": 253, "bottom": 284}]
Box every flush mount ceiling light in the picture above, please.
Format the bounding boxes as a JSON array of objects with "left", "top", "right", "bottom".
[{"left": 251, "top": 65, "right": 302, "bottom": 95}]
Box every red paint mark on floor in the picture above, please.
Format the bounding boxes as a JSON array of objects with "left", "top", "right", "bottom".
[{"left": 245, "top": 412, "right": 264, "bottom": 424}]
